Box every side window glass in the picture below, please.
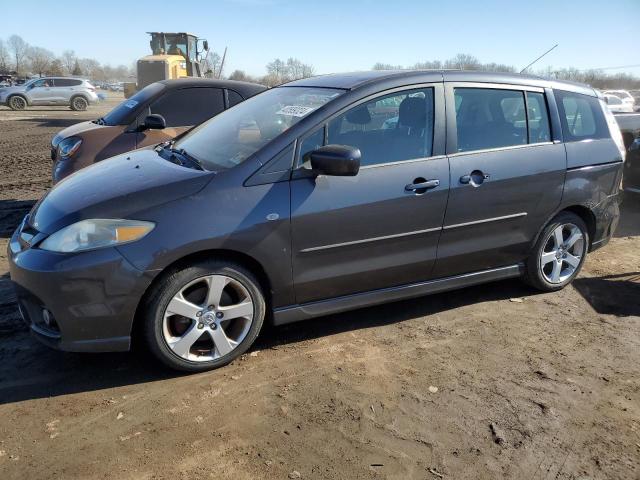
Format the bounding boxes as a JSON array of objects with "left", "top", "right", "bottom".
[
  {"left": 326, "top": 88, "right": 434, "bottom": 166},
  {"left": 526, "top": 92, "right": 551, "bottom": 143},
  {"left": 150, "top": 88, "right": 225, "bottom": 127},
  {"left": 455, "top": 88, "right": 526, "bottom": 152},
  {"left": 298, "top": 127, "right": 324, "bottom": 167},
  {"left": 555, "top": 90, "right": 608, "bottom": 142},
  {"left": 227, "top": 90, "right": 244, "bottom": 107}
]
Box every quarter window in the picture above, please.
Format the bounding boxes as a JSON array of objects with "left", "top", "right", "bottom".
[
  {"left": 454, "top": 88, "right": 527, "bottom": 152},
  {"left": 326, "top": 88, "right": 434, "bottom": 166},
  {"left": 555, "top": 90, "right": 608, "bottom": 142}
]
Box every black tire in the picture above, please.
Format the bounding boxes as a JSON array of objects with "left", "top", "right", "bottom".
[
  {"left": 142, "top": 260, "right": 266, "bottom": 372},
  {"left": 70, "top": 96, "right": 88, "bottom": 111},
  {"left": 8, "top": 95, "right": 27, "bottom": 111},
  {"left": 523, "top": 211, "right": 589, "bottom": 292}
]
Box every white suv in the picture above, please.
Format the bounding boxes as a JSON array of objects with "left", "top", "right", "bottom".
[{"left": 0, "top": 77, "right": 99, "bottom": 111}]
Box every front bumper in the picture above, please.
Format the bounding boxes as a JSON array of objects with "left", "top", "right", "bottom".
[{"left": 8, "top": 218, "right": 154, "bottom": 352}]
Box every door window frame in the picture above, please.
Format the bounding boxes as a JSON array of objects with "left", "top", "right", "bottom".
[
  {"left": 445, "top": 82, "right": 559, "bottom": 156},
  {"left": 293, "top": 82, "right": 446, "bottom": 171}
]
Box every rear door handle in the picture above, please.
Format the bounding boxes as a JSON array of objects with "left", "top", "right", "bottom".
[
  {"left": 460, "top": 170, "right": 490, "bottom": 186},
  {"left": 405, "top": 179, "right": 440, "bottom": 192}
]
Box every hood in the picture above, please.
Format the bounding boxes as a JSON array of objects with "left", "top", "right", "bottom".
[
  {"left": 52, "top": 120, "right": 111, "bottom": 147},
  {"left": 30, "top": 149, "right": 213, "bottom": 235},
  {"left": 0, "top": 85, "right": 27, "bottom": 95}
]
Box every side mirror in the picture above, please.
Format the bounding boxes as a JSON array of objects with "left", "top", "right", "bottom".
[
  {"left": 203, "top": 40, "right": 209, "bottom": 51},
  {"left": 309, "top": 144, "right": 361, "bottom": 176},
  {"left": 141, "top": 114, "right": 166, "bottom": 131},
  {"left": 604, "top": 97, "right": 610, "bottom": 105}
]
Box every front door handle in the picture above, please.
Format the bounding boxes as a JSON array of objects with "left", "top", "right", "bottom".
[{"left": 405, "top": 179, "right": 440, "bottom": 192}]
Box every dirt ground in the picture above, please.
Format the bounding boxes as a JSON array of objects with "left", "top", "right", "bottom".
[{"left": 0, "top": 94, "right": 638, "bottom": 480}]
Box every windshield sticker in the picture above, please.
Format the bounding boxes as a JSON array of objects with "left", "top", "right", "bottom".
[
  {"left": 276, "top": 105, "right": 316, "bottom": 117},
  {"left": 124, "top": 100, "right": 138, "bottom": 109}
]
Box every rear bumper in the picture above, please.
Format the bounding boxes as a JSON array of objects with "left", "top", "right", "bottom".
[
  {"left": 8, "top": 221, "right": 154, "bottom": 352},
  {"left": 589, "top": 192, "right": 620, "bottom": 252}
]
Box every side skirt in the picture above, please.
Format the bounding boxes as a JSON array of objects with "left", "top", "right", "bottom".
[{"left": 273, "top": 264, "right": 524, "bottom": 326}]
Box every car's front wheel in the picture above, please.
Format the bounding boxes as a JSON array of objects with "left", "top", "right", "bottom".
[
  {"left": 70, "top": 96, "right": 88, "bottom": 111},
  {"left": 143, "top": 260, "right": 266, "bottom": 372},
  {"left": 8, "top": 95, "right": 27, "bottom": 110},
  {"left": 524, "top": 211, "right": 589, "bottom": 292}
]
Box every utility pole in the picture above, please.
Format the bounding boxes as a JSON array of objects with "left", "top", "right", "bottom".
[{"left": 217, "top": 47, "right": 227, "bottom": 79}]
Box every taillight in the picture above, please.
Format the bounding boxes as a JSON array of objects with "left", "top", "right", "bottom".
[{"left": 600, "top": 99, "right": 626, "bottom": 162}]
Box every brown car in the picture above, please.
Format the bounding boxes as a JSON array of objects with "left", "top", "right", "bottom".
[{"left": 51, "top": 78, "right": 266, "bottom": 183}]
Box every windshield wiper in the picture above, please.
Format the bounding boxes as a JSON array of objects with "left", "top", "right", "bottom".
[{"left": 158, "top": 143, "right": 204, "bottom": 171}]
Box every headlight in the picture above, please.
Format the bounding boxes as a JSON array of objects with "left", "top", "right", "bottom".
[
  {"left": 39, "top": 219, "right": 155, "bottom": 253},
  {"left": 57, "top": 136, "right": 82, "bottom": 159}
]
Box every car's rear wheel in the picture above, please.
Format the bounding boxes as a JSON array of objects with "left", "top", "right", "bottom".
[
  {"left": 143, "top": 260, "right": 266, "bottom": 372},
  {"left": 524, "top": 211, "right": 589, "bottom": 292},
  {"left": 8, "top": 95, "right": 27, "bottom": 110},
  {"left": 70, "top": 96, "right": 88, "bottom": 111}
]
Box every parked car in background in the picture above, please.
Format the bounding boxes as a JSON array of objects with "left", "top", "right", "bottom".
[
  {"left": 9, "top": 71, "right": 625, "bottom": 372},
  {"left": 603, "top": 89, "right": 635, "bottom": 107},
  {"left": 0, "top": 77, "right": 99, "bottom": 111},
  {"left": 51, "top": 78, "right": 266, "bottom": 183},
  {"left": 604, "top": 94, "right": 635, "bottom": 113},
  {"left": 615, "top": 112, "right": 640, "bottom": 193}
]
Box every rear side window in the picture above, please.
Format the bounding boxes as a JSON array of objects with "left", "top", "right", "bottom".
[
  {"left": 55, "top": 78, "right": 82, "bottom": 87},
  {"left": 150, "top": 87, "right": 225, "bottom": 127},
  {"left": 526, "top": 92, "right": 551, "bottom": 143},
  {"left": 454, "top": 88, "right": 527, "bottom": 152},
  {"left": 555, "top": 90, "right": 608, "bottom": 142}
]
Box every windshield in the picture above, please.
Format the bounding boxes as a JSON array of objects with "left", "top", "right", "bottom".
[
  {"left": 174, "top": 87, "right": 344, "bottom": 170},
  {"left": 101, "top": 82, "right": 165, "bottom": 126}
]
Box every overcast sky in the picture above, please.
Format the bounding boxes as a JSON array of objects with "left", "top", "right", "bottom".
[{"left": 4, "top": 0, "right": 639, "bottom": 77}]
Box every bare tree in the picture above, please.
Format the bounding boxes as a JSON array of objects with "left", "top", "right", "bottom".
[
  {"left": 48, "top": 58, "right": 64, "bottom": 76},
  {"left": 444, "top": 53, "right": 481, "bottom": 70},
  {"left": 27, "top": 46, "right": 54, "bottom": 77},
  {"left": 79, "top": 58, "right": 100, "bottom": 78},
  {"left": 61, "top": 50, "right": 77, "bottom": 75},
  {"left": 0, "top": 39, "right": 10, "bottom": 72},
  {"left": 8, "top": 35, "right": 29, "bottom": 74},
  {"left": 228, "top": 69, "right": 251, "bottom": 82}
]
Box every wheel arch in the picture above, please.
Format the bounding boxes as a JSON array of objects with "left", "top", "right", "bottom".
[
  {"left": 530, "top": 204, "right": 597, "bottom": 254},
  {"left": 130, "top": 248, "right": 273, "bottom": 346},
  {"left": 7, "top": 93, "right": 30, "bottom": 106}
]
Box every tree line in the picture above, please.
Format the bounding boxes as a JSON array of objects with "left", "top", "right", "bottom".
[
  {"left": 2, "top": 33, "right": 638, "bottom": 90},
  {"left": 0, "top": 34, "right": 133, "bottom": 81},
  {"left": 372, "top": 53, "right": 640, "bottom": 90}
]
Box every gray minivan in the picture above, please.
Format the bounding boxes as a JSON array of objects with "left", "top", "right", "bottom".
[{"left": 8, "top": 71, "right": 625, "bottom": 372}]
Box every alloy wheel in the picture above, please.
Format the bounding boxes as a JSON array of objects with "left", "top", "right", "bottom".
[
  {"left": 10, "top": 96, "right": 26, "bottom": 110},
  {"left": 539, "top": 223, "right": 585, "bottom": 284},
  {"left": 162, "top": 275, "right": 254, "bottom": 362}
]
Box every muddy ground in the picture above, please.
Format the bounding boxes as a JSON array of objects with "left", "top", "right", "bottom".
[{"left": 0, "top": 95, "right": 638, "bottom": 480}]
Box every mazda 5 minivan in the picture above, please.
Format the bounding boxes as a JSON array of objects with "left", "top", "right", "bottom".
[{"left": 9, "top": 71, "right": 625, "bottom": 372}]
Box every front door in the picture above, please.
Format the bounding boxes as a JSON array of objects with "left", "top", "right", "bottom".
[
  {"left": 433, "top": 84, "right": 566, "bottom": 277},
  {"left": 28, "top": 79, "right": 55, "bottom": 105},
  {"left": 290, "top": 85, "right": 449, "bottom": 304}
]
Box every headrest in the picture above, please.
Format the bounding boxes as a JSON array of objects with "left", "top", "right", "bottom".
[
  {"left": 399, "top": 96, "right": 427, "bottom": 129},
  {"left": 346, "top": 105, "right": 371, "bottom": 125}
]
